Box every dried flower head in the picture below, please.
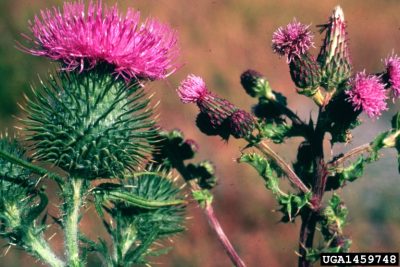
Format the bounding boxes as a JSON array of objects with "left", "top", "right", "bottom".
[
  {"left": 384, "top": 54, "right": 400, "bottom": 97},
  {"left": 177, "top": 75, "right": 208, "bottom": 103},
  {"left": 345, "top": 71, "right": 388, "bottom": 118},
  {"left": 272, "top": 20, "right": 314, "bottom": 62},
  {"left": 20, "top": 1, "right": 179, "bottom": 81}
]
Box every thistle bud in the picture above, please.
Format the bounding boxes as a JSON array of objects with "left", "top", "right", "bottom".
[
  {"left": 180, "top": 139, "right": 199, "bottom": 160},
  {"left": 187, "top": 161, "right": 217, "bottom": 189},
  {"left": 317, "top": 6, "right": 352, "bottom": 90},
  {"left": 289, "top": 53, "right": 322, "bottom": 94},
  {"left": 240, "top": 69, "right": 275, "bottom": 100},
  {"left": 228, "top": 109, "right": 255, "bottom": 139},
  {"left": 198, "top": 93, "right": 237, "bottom": 128},
  {"left": 24, "top": 71, "right": 156, "bottom": 179},
  {"left": 178, "top": 74, "right": 237, "bottom": 128}
]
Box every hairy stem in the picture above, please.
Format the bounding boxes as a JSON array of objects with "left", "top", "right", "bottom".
[
  {"left": 0, "top": 148, "right": 64, "bottom": 186},
  {"left": 25, "top": 228, "right": 65, "bottom": 267},
  {"left": 298, "top": 108, "right": 327, "bottom": 267},
  {"left": 327, "top": 143, "right": 371, "bottom": 167},
  {"left": 255, "top": 141, "right": 310, "bottom": 194},
  {"left": 204, "top": 202, "right": 246, "bottom": 267},
  {"left": 298, "top": 210, "right": 317, "bottom": 267},
  {"left": 174, "top": 162, "right": 247, "bottom": 267},
  {"left": 64, "top": 178, "right": 84, "bottom": 267}
]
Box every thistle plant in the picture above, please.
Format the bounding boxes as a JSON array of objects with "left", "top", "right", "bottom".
[
  {"left": 2, "top": 2, "right": 400, "bottom": 267},
  {"left": 0, "top": 1, "right": 247, "bottom": 267},
  {"left": 177, "top": 5, "right": 400, "bottom": 267}
]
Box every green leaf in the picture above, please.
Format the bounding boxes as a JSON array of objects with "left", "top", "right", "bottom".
[
  {"left": 339, "top": 156, "right": 364, "bottom": 183},
  {"left": 25, "top": 191, "right": 48, "bottom": 224},
  {"left": 98, "top": 172, "right": 186, "bottom": 265},
  {"left": 370, "top": 131, "right": 391, "bottom": 161},
  {"left": 321, "top": 194, "right": 348, "bottom": 241},
  {"left": 278, "top": 192, "right": 311, "bottom": 223},
  {"left": 391, "top": 112, "right": 400, "bottom": 130},
  {"left": 239, "top": 153, "right": 281, "bottom": 194},
  {"left": 98, "top": 190, "right": 185, "bottom": 209},
  {"left": 240, "top": 153, "right": 310, "bottom": 222},
  {"left": 258, "top": 122, "right": 292, "bottom": 144}
]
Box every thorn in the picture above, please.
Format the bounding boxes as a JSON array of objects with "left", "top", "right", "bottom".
[
  {"left": 178, "top": 183, "right": 187, "bottom": 190},
  {"left": 48, "top": 232, "right": 57, "bottom": 241},
  {"left": 35, "top": 176, "right": 44, "bottom": 188},
  {"left": 2, "top": 245, "right": 11, "bottom": 257},
  {"left": 153, "top": 100, "right": 161, "bottom": 109},
  {"left": 153, "top": 241, "right": 163, "bottom": 247},
  {"left": 294, "top": 250, "right": 302, "bottom": 257}
]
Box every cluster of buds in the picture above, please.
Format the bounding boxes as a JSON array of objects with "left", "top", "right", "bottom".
[
  {"left": 271, "top": 6, "right": 400, "bottom": 119},
  {"left": 177, "top": 75, "right": 255, "bottom": 139}
]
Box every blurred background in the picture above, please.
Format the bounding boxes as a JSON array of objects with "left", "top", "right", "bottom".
[{"left": 0, "top": 0, "right": 399, "bottom": 266}]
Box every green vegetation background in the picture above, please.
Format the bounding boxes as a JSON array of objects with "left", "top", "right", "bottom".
[{"left": 0, "top": 1, "right": 399, "bottom": 266}]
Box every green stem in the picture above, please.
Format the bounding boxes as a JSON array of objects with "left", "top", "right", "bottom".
[
  {"left": 64, "top": 178, "right": 84, "bottom": 267},
  {"left": 25, "top": 228, "right": 65, "bottom": 267},
  {"left": 0, "top": 148, "right": 64, "bottom": 186}
]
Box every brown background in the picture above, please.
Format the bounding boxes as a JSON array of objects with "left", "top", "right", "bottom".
[{"left": 0, "top": 1, "right": 399, "bottom": 266}]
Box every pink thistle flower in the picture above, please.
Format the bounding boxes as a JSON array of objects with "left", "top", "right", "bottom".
[
  {"left": 272, "top": 20, "right": 314, "bottom": 62},
  {"left": 384, "top": 54, "right": 400, "bottom": 97},
  {"left": 345, "top": 71, "right": 388, "bottom": 118},
  {"left": 19, "top": 1, "right": 179, "bottom": 81},
  {"left": 177, "top": 75, "right": 208, "bottom": 103}
]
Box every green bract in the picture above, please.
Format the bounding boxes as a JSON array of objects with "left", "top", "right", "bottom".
[{"left": 24, "top": 68, "right": 157, "bottom": 179}]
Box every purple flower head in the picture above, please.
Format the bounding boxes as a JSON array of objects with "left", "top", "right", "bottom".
[
  {"left": 345, "top": 71, "right": 388, "bottom": 118},
  {"left": 384, "top": 54, "right": 400, "bottom": 97},
  {"left": 19, "top": 1, "right": 179, "bottom": 81},
  {"left": 272, "top": 20, "right": 314, "bottom": 62},
  {"left": 177, "top": 75, "right": 208, "bottom": 103}
]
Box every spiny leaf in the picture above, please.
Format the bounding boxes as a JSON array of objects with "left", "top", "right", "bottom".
[
  {"left": 97, "top": 171, "right": 186, "bottom": 265},
  {"left": 97, "top": 190, "right": 186, "bottom": 209},
  {"left": 258, "top": 122, "right": 292, "bottom": 144}
]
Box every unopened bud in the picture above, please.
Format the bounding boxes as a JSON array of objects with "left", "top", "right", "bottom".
[
  {"left": 289, "top": 53, "right": 322, "bottom": 92},
  {"left": 228, "top": 109, "right": 255, "bottom": 139},
  {"left": 240, "top": 69, "right": 275, "bottom": 100},
  {"left": 317, "top": 6, "right": 352, "bottom": 90}
]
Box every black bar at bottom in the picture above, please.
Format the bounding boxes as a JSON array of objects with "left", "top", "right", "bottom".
[{"left": 320, "top": 253, "right": 399, "bottom": 266}]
